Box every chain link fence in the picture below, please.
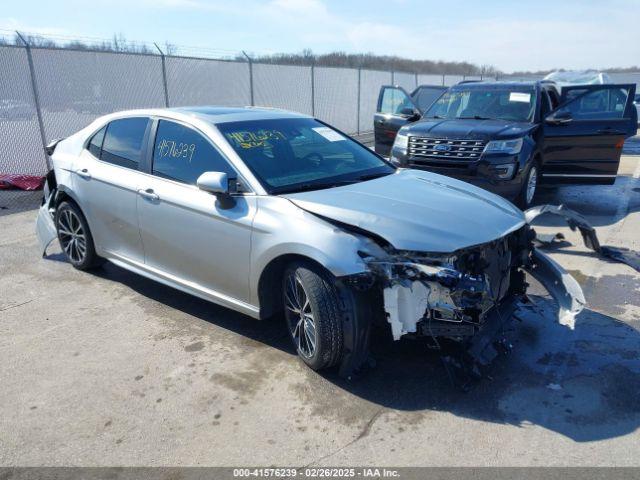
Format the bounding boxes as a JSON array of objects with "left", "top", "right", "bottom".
[{"left": 0, "top": 41, "right": 545, "bottom": 215}]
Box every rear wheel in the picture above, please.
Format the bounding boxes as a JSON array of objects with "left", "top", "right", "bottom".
[
  {"left": 55, "top": 201, "right": 104, "bottom": 270},
  {"left": 283, "top": 262, "right": 344, "bottom": 370}
]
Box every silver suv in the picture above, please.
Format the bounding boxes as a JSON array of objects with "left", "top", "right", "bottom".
[{"left": 36, "top": 107, "right": 581, "bottom": 375}]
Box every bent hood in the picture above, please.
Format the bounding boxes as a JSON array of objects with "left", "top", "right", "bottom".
[
  {"left": 406, "top": 118, "right": 535, "bottom": 141},
  {"left": 284, "top": 169, "right": 525, "bottom": 253}
]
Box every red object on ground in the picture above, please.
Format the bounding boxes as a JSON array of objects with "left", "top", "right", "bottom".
[{"left": 0, "top": 174, "right": 45, "bottom": 191}]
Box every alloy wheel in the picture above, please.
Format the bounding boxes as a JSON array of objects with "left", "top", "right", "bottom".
[
  {"left": 284, "top": 273, "right": 317, "bottom": 358},
  {"left": 526, "top": 166, "right": 538, "bottom": 206},
  {"left": 57, "top": 208, "right": 87, "bottom": 264}
]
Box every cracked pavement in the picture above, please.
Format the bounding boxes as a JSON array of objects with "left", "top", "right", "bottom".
[{"left": 1, "top": 155, "right": 639, "bottom": 467}]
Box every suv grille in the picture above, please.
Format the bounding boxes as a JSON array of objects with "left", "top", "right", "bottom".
[{"left": 408, "top": 137, "right": 487, "bottom": 162}]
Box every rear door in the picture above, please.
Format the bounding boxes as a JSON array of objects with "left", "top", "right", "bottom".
[
  {"left": 374, "top": 86, "right": 420, "bottom": 156},
  {"left": 73, "top": 117, "right": 150, "bottom": 263},
  {"left": 541, "top": 84, "right": 637, "bottom": 184}
]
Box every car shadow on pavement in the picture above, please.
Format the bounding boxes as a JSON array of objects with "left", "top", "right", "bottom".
[
  {"left": 87, "top": 261, "right": 640, "bottom": 443},
  {"left": 89, "top": 262, "right": 294, "bottom": 354},
  {"left": 320, "top": 295, "right": 640, "bottom": 443}
]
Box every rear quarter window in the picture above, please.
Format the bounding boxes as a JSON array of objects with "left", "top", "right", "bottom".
[
  {"left": 87, "top": 126, "right": 106, "bottom": 158},
  {"left": 100, "top": 117, "right": 149, "bottom": 169}
]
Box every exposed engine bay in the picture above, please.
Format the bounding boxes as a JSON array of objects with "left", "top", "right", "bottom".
[
  {"left": 364, "top": 226, "right": 531, "bottom": 341},
  {"left": 335, "top": 215, "right": 589, "bottom": 381}
]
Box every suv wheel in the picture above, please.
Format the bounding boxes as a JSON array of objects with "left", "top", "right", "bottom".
[
  {"left": 516, "top": 162, "right": 539, "bottom": 209},
  {"left": 55, "top": 201, "right": 104, "bottom": 270},
  {"left": 283, "top": 262, "right": 344, "bottom": 370}
]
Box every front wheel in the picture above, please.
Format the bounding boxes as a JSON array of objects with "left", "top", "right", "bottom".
[
  {"left": 516, "top": 162, "right": 539, "bottom": 209},
  {"left": 283, "top": 262, "right": 344, "bottom": 370}
]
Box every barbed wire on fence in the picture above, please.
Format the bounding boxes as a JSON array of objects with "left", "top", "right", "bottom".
[{"left": 2, "top": 30, "right": 640, "bottom": 215}]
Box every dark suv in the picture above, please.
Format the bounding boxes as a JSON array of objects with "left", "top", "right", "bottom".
[{"left": 374, "top": 81, "right": 638, "bottom": 207}]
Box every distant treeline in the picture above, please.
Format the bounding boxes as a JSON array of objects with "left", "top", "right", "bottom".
[
  {"left": 238, "top": 49, "right": 498, "bottom": 76},
  {"left": 0, "top": 33, "right": 496, "bottom": 75},
  {"left": 0, "top": 33, "right": 161, "bottom": 54},
  {"left": 510, "top": 67, "right": 640, "bottom": 76},
  {"left": 2, "top": 33, "right": 637, "bottom": 76}
]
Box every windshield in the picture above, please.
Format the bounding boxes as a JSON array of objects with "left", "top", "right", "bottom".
[
  {"left": 424, "top": 86, "right": 537, "bottom": 122},
  {"left": 217, "top": 118, "right": 395, "bottom": 194}
]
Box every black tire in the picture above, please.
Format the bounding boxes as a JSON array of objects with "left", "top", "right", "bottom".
[
  {"left": 282, "top": 261, "right": 344, "bottom": 370},
  {"left": 515, "top": 160, "right": 539, "bottom": 209},
  {"left": 55, "top": 201, "right": 104, "bottom": 270}
]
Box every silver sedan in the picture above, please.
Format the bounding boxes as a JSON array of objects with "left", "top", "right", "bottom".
[{"left": 36, "top": 107, "right": 581, "bottom": 375}]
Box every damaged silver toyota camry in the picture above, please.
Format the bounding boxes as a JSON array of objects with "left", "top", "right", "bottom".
[{"left": 36, "top": 107, "right": 584, "bottom": 376}]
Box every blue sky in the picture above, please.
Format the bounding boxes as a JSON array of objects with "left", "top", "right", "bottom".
[{"left": 2, "top": 0, "right": 638, "bottom": 72}]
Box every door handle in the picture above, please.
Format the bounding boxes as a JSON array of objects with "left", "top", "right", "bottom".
[
  {"left": 75, "top": 168, "right": 91, "bottom": 179},
  {"left": 138, "top": 188, "right": 159, "bottom": 201}
]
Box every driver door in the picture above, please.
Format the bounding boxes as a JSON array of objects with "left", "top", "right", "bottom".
[
  {"left": 374, "top": 86, "right": 420, "bottom": 157},
  {"left": 541, "top": 84, "right": 637, "bottom": 184},
  {"left": 136, "top": 118, "right": 257, "bottom": 307}
]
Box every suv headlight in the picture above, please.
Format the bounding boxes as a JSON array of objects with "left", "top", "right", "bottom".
[{"left": 484, "top": 138, "right": 523, "bottom": 155}]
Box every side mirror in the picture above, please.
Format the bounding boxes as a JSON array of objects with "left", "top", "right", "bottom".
[
  {"left": 197, "top": 171, "right": 229, "bottom": 195},
  {"left": 197, "top": 171, "right": 236, "bottom": 208},
  {"left": 546, "top": 110, "right": 573, "bottom": 125},
  {"left": 400, "top": 107, "right": 420, "bottom": 119}
]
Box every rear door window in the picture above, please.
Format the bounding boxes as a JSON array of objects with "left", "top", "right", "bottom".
[
  {"left": 101, "top": 117, "right": 149, "bottom": 169},
  {"left": 152, "top": 120, "right": 235, "bottom": 185}
]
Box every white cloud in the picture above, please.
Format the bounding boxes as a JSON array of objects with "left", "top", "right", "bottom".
[{"left": 0, "top": 17, "right": 69, "bottom": 36}]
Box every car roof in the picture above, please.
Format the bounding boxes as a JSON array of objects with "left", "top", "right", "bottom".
[
  {"left": 451, "top": 80, "right": 543, "bottom": 89},
  {"left": 104, "top": 106, "right": 311, "bottom": 125}
]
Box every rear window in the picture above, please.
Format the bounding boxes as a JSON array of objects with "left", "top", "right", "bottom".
[{"left": 100, "top": 117, "right": 149, "bottom": 169}]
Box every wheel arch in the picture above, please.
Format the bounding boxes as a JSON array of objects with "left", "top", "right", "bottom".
[{"left": 256, "top": 253, "right": 333, "bottom": 320}]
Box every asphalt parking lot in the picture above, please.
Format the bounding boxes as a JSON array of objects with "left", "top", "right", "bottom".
[{"left": 1, "top": 155, "right": 639, "bottom": 467}]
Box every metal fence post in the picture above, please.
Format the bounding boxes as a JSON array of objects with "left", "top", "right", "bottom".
[
  {"left": 442, "top": 73, "right": 445, "bottom": 86},
  {"left": 414, "top": 72, "right": 418, "bottom": 88},
  {"left": 310, "top": 60, "right": 315, "bottom": 117},
  {"left": 356, "top": 68, "right": 361, "bottom": 136},
  {"left": 242, "top": 51, "right": 254, "bottom": 106},
  {"left": 391, "top": 70, "right": 395, "bottom": 86},
  {"left": 154, "top": 43, "right": 170, "bottom": 107},
  {"left": 15, "top": 31, "right": 50, "bottom": 171}
]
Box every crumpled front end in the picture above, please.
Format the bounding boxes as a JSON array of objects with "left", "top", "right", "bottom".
[{"left": 358, "top": 224, "right": 585, "bottom": 361}]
